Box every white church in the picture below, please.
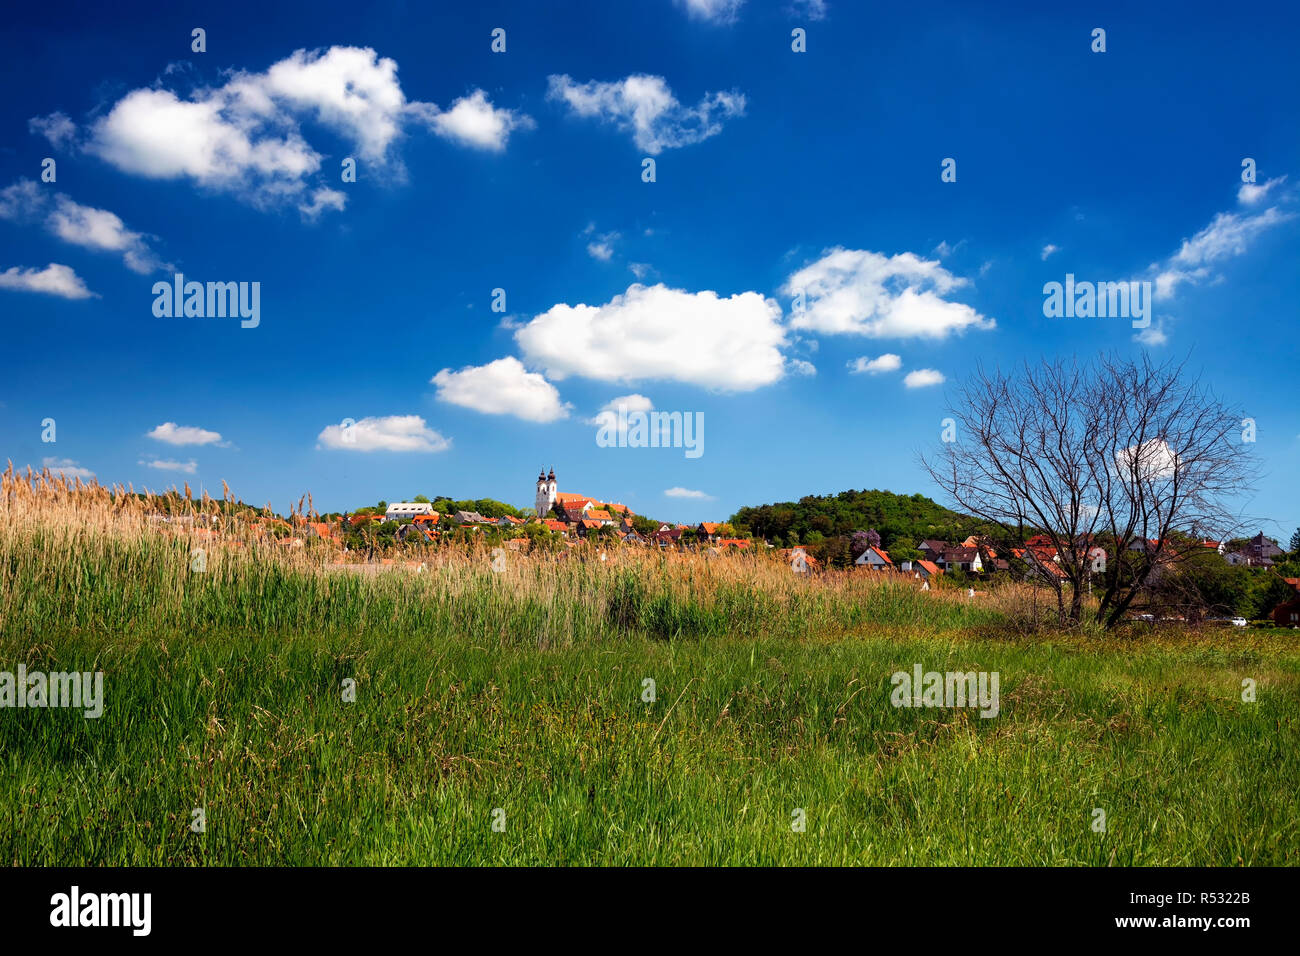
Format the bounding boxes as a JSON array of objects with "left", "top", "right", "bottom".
[
  {"left": 533, "top": 467, "right": 633, "bottom": 525},
  {"left": 535, "top": 467, "right": 559, "bottom": 517}
]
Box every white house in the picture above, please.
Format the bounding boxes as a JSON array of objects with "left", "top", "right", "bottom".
[
  {"left": 385, "top": 502, "right": 436, "bottom": 521},
  {"left": 854, "top": 546, "right": 894, "bottom": 570},
  {"left": 938, "top": 547, "right": 983, "bottom": 572}
]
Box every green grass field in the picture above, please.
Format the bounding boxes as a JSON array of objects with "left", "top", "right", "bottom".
[{"left": 3, "top": 507, "right": 1297, "bottom": 866}]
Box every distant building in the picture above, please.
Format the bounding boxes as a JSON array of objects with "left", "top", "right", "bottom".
[
  {"left": 1231, "top": 532, "right": 1284, "bottom": 567},
  {"left": 535, "top": 467, "right": 558, "bottom": 517},
  {"left": 917, "top": 540, "right": 947, "bottom": 559},
  {"left": 385, "top": 502, "right": 436, "bottom": 521},
  {"left": 533, "top": 467, "right": 632, "bottom": 526},
  {"left": 938, "top": 547, "right": 983, "bottom": 573},
  {"left": 855, "top": 546, "right": 893, "bottom": 570},
  {"left": 1273, "top": 595, "right": 1300, "bottom": 627},
  {"left": 914, "top": 559, "right": 942, "bottom": 579}
]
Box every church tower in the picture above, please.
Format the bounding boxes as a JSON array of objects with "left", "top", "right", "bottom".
[{"left": 535, "top": 467, "right": 557, "bottom": 518}]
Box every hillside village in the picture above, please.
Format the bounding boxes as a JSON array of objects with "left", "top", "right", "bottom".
[
  {"left": 321, "top": 468, "right": 754, "bottom": 551},
  {"left": 138, "top": 466, "right": 1300, "bottom": 627}
]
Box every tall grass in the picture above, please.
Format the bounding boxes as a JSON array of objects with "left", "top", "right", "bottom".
[
  {"left": 0, "top": 465, "right": 1010, "bottom": 644},
  {"left": 3, "top": 467, "right": 1297, "bottom": 865}
]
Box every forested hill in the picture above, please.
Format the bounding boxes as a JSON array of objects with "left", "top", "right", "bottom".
[{"left": 728, "top": 489, "right": 984, "bottom": 550}]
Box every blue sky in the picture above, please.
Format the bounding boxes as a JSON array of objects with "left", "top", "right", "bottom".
[{"left": 2, "top": 0, "right": 1297, "bottom": 537}]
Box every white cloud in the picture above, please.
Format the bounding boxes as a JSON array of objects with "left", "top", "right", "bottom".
[
  {"left": 848, "top": 353, "right": 902, "bottom": 375},
  {"left": 432, "top": 356, "right": 571, "bottom": 423},
  {"left": 147, "top": 422, "right": 225, "bottom": 446},
  {"left": 788, "top": 0, "right": 828, "bottom": 19},
  {"left": 42, "top": 457, "right": 94, "bottom": 480},
  {"left": 903, "top": 368, "right": 945, "bottom": 388},
  {"left": 784, "top": 248, "right": 996, "bottom": 339},
  {"left": 515, "top": 282, "right": 787, "bottom": 392},
  {"left": 587, "top": 394, "right": 654, "bottom": 434},
  {"left": 585, "top": 229, "right": 619, "bottom": 261},
  {"left": 789, "top": 358, "right": 817, "bottom": 376},
  {"left": 1237, "top": 175, "right": 1286, "bottom": 206},
  {"left": 47, "top": 195, "right": 167, "bottom": 273},
  {"left": 1153, "top": 266, "right": 1208, "bottom": 300},
  {"left": 0, "top": 179, "right": 166, "bottom": 273},
  {"left": 1134, "top": 323, "right": 1168, "bottom": 347},
  {"left": 0, "top": 178, "right": 42, "bottom": 220},
  {"left": 257, "top": 46, "right": 412, "bottom": 162},
  {"left": 298, "top": 187, "right": 347, "bottom": 221},
  {"left": 547, "top": 74, "right": 745, "bottom": 153},
  {"left": 28, "top": 112, "right": 77, "bottom": 149},
  {"left": 316, "top": 415, "right": 451, "bottom": 452},
  {"left": 629, "top": 262, "right": 653, "bottom": 279},
  {"left": 1115, "top": 438, "right": 1179, "bottom": 481},
  {"left": 1172, "top": 206, "right": 1292, "bottom": 267},
  {"left": 414, "top": 89, "right": 533, "bottom": 151},
  {"left": 139, "top": 458, "right": 198, "bottom": 474},
  {"left": 89, "top": 87, "right": 322, "bottom": 199},
  {"left": 0, "top": 263, "right": 95, "bottom": 299},
  {"left": 677, "top": 0, "right": 745, "bottom": 23},
  {"left": 665, "top": 486, "right": 715, "bottom": 500},
  {"left": 85, "top": 46, "right": 527, "bottom": 213},
  {"left": 1152, "top": 204, "right": 1295, "bottom": 300},
  {"left": 1041, "top": 243, "right": 1059, "bottom": 260}
]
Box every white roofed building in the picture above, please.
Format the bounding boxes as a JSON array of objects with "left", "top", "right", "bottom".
[{"left": 385, "top": 502, "right": 437, "bottom": 521}]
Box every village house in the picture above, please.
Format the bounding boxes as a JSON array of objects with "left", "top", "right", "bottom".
[
  {"left": 1127, "top": 538, "right": 1167, "bottom": 554},
  {"left": 650, "top": 527, "right": 684, "bottom": 548},
  {"left": 917, "top": 539, "right": 947, "bottom": 560},
  {"left": 785, "top": 546, "right": 821, "bottom": 572},
  {"left": 1272, "top": 594, "right": 1300, "bottom": 627},
  {"left": 716, "top": 537, "right": 751, "bottom": 550},
  {"left": 854, "top": 546, "right": 893, "bottom": 570},
  {"left": 1018, "top": 547, "right": 1067, "bottom": 583},
  {"left": 910, "top": 559, "right": 943, "bottom": 580},
  {"left": 1227, "top": 532, "right": 1284, "bottom": 567},
  {"left": 938, "top": 546, "right": 983, "bottom": 573},
  {"left": 385, "top": 501, "right": 437, "bottom": 521}
]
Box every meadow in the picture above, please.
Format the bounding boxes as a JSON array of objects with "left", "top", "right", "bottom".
[{"left": 2, "top": 468, "right": 1297, "bottom": 865}]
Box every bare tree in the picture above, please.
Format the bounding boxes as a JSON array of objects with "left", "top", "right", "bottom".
[{"left": 923, "top": 353, "right": 1255, "bottom": 628}]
